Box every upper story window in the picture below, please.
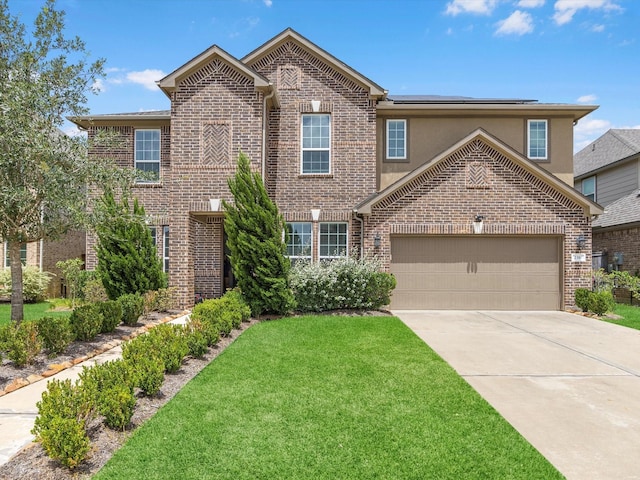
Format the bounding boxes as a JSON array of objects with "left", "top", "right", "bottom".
[
  {"left": 319, "top": 222, "right": 347, "bottom": 260},
  {"left": 386, "top": 119, "right": 407, "bottom": 160},
  {"left": 4, "top": 242, "right": 27, "bottom": 268},
  {"left": 582, "top": 176, "right": 596, "bottom": 201},
  {"left": 286, "top": 222, "right": 312, "bottom": 262},
  {"left": 527, "top": 119, "right": 548, "bottom": 160},
  {"left": 301, "top": 114, "right": 330, "bottom": 174},
  {"left": 135, "top": 129, "right": 160, "bottom": 182}
]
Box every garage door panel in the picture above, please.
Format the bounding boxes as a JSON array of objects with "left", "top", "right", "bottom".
[{"left": 390, "top": 236, "right": 561, "bottom": 310}]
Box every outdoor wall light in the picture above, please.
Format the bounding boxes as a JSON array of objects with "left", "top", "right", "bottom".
[
  {"left": 473, "top": 215, "right": 484, "bottom": 235},
  {"left": 373, "top": 233, "right": 381, "bottom": 248},
  {"left": 576, "top": 235, "right": 586, "bottom": 250},
  {"left": 209, "top": 198, "right": 221, "bottom": 211}
]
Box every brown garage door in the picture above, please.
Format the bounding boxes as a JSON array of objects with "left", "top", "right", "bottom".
[{"left": 390, "top": 236, "right": 561, "bottom": 310}]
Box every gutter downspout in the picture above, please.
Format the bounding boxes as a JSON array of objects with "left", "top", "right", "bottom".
[
  {"left": 262, "top": 85, "right": 276, "bottom": 183},
  {"left": 353, "top": 211, "right": 364, "bottom": 259}
]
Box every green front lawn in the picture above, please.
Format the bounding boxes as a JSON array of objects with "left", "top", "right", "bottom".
[
  {"left": 94, "top": 315, "right": 562, "bottom": 480},
  {"left": 605, "top": 303, "right": 640, "bottom": 331},
  {"left": 0, "top": 301, "right": 71, "bottom": 326}
]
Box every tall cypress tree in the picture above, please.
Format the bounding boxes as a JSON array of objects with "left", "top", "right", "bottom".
[
  {"left": 222, "top": 152, "right": 295, "bottom": 316},
  {"left": 95, "top": 190, "right": 166, "bottom": 300}
]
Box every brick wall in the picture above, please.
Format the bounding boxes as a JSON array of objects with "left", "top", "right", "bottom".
[
  {"left": 362, "top": 138, "right": 592, "bottom": 309},
  {"left": 248, "top": 40, "right": 377, "bottom": 222},
  {"left": 593, "top": 227, "right": 640, "bottom": 276}
]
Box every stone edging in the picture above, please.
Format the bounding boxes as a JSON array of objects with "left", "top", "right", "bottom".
[{"left": 0, "top": 310, "right": 190, "bottom": 397}]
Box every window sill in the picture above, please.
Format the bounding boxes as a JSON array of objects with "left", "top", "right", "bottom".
[
  {"left": 299, "top": 174, "right": 333, "bottom": 179},
  {"left": 384, "top": 157, "right": 410, "bottom": 163}
]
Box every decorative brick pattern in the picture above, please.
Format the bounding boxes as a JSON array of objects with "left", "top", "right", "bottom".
[
  {"left": 278, "top": 65, "right": 301, "bottom": 90},
  {"left": 363, "top": 138, "right": 592, "bottom": 309},
  {"left": 201, "top": 122, "right": 231, "bottom": 166}
]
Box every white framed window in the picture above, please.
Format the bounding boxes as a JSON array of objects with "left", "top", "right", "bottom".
[
  {"left": 582, "top": 176, "right": 596, "bottom": 201},
  {"left": 301, "top": 114, "right": 330, "bottom": 174},
  {"left": 527, "top": 119, "right": 548, "bottom": 160},
  {"left": 319, "top": 223, "right": 348, "bottom": 260},
  {"left": 286, "top": 222, "right": 312, "bottom": 262},
  {"left": 4, "top": 242, "right": 27, "bottom": 268},
  {"left": 386, "top": 119, "right": 406, "bottom": 160},
  {"left": 135, "top": 129, "right": 161, "bottom": 182},
  {"left": 163, "top": 226, "right": 169, "bottom": 273}
]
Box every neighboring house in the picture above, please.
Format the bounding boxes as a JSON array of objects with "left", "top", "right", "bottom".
[
  {"left": 2, "top": 232, "right": 86, "bottom": 298},
  {"left": 574, "top": 129, "right": 640, "bottom": 274},
  {"left": 71, "top": 28, "right": 601, "bottom": 311}
]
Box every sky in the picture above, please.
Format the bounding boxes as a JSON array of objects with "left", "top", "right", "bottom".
[{"left": 8, "top": 0, "right": 640, "bottom": 153}]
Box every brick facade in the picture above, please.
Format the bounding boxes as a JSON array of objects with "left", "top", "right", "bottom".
[
  {"left": 73, "top": 29, "right": 597, "bottom": 310},
  {"left": 362, "top": 138, "right": 593, "bottom": 309},
  {"left": 593, "top": 227, "right": 640, "bottom": 276}
]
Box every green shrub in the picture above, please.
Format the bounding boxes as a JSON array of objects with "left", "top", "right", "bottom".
[
  {"left": 37, "top": 316, "right": 74, "bottom": 356},
  {"left": 183, "top": 319, "right": 209, "bottom": 358},
  {"left": 223, "top": 288, "right": 252, "bottom": 321},
  {"left": 118, "top": 293, "right": 144, "bottom": 326},
  {"left": 574, "top": 288, "right": 591, "bottom": 311},
  {"left": 587, "top": 290, "right": 616, "bottom": 316},
  {"left": 96, "top": 300, "right": 123, "bottom": 333},
  {"left": 82, "top": 275, "right": 109, "bottom": 303},
  {"left": 69, "top": 304, "right": 103, "bottom": 341},
  {"left": 0, "top": 322, "right": 42, "bottom": 366},
  {"left": 0, "top": 266, "right": 52, "bottom": 303},
  {"left": 144, "top": 287, "right": 178, "bottom": 314},
  {"left": 100, "top": 384, "right": 136, "bottom": 430},
  {"left": 289, "top": 255, "right": 397, "bottom": 312},
  {"left": 32, "top": 378, "right": 92, "bottom": 469},
  {"left": 147, "top": 324, "right": 189, "bottom": 373},
  {"left": 122, "top": 324, "right": 188, "bottom": 374},
  {"left": 131, "top": 354, "right": 165, "bottom": 397}
]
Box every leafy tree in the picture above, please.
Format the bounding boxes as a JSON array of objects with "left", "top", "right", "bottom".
[
  {"left": 95, "top": 190, "right": 166, "bottom": 300},
  {"left": 0, "top": 0, "right": 127, "bottom": 322},
  {"left": 222, "top": 152, "right": 294, "bottom": 316}
]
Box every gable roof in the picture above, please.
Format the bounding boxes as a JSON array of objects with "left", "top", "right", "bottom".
[
  {"left": 157, "top": 44, "right": 272, "bottom": 97},
  {"left": 356, "top": 128, "right": 603, "bottom": 217},
  {"left": 593, "top": 189, "right": 640, "bottom": 229},
  {"left": 574, "top": 129, "right": 640, "bottom": 178},
  {"left": 242, "top": 28, "right": 386, "bottom": 99}
]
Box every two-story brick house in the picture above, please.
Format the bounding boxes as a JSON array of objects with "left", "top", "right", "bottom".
[{"left": 71, "top": 28, "right": 602, "bottom": 310}]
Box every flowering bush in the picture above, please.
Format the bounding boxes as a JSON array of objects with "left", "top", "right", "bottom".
[{"left": 289, "top": 256, "right": 396, "bottom": 312}]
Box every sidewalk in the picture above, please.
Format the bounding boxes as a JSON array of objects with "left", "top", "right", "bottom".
[{"left": 0, "top": 312, "right": 189, "bottom": 467}]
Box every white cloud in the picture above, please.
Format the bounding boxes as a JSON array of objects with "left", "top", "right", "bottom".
[
  {"left": 577, "top": 94, "right": 597, "bottom": 103},
  {"left": 92, "top": 78, "right": 105, "bottom": 93},
  {"left": 574, "top": 117, "right": 612, "bottom": 152},
  {"left": 591, "top": 23, "right": 605, "bottom": 32},
  {"left": 517, "top": 0, "right": 545, "bottom": 7},
  {"left": 445, "top": 0, "right": 498, "bottom": 15},
  {"left": 126, "top": 69, "right": 166, "bottom": 91},
  {"left": 263, "top": 0, "right": 272, "bottom": 6},
  {"left": 553, "top": 0, "right": 622, "bottom": 26},
  {"left": 495, "top": 10, "right": 534, "bottom": 35}
]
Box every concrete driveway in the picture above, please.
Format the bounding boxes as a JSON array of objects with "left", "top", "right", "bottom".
[{"left": 393, "top": 310, "right": 640, "bottom": 480}]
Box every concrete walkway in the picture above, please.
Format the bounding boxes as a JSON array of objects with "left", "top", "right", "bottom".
[
  {"left": 394, "top": 310, "right": 640, "bottom": 480},
  {"left": 0, "top": 314, "right": 189, "bottom": 467}
]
